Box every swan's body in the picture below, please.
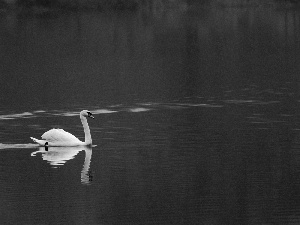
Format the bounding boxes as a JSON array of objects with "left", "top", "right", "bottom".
[{"left": 30, "top": 110, "right": 94, "bottom": 147}]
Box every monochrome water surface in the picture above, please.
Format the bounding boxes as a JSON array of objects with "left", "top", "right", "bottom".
[{"left": 0, "top": 2, "right": 300, "bottom": 224}]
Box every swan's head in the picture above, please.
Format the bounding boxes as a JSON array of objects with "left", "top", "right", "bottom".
[{"left": 80, "top": 110, "right": 94, "bottom": 119}]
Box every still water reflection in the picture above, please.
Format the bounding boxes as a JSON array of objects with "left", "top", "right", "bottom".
[
  {"left": 31, "top": 145, "right": 93, "bottom": 184},
  {"left": 0, "top": 1, "right": 300, "bottom": 225}
]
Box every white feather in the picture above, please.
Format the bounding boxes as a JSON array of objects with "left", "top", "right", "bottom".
[{"left": 41, "top": 129, "right": 81, "bottom": 143}]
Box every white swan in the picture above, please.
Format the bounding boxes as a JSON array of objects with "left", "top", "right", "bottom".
[{"left": 30, "top": 110, "right": 94, "bottom": 147}]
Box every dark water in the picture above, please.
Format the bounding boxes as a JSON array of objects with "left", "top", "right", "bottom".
[{"left": 1, "top": 2, "right": 300, "bottom": 224}]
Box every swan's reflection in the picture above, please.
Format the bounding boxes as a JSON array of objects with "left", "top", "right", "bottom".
[{"left": 31, "top": 145, "right": 93, "bottom": 185}]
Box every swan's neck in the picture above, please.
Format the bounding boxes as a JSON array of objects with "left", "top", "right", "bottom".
[{"left": 80, "top": 115, "right": 92, "bottom": 145}]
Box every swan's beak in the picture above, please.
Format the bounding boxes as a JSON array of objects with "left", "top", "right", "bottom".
[{"left": 87, "top": 111, "right": 94, "bottom": 119}]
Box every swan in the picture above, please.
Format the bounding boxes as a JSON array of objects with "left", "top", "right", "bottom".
[{"left": 30, "top": 110, "right": 94, "bottom": 147}]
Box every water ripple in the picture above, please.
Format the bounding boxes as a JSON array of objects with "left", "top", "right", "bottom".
[
  {"left": 224, "top": 99, "right": 281, "bottom": 105},
  {"left": 0, "top": 93, "right": 296, "bottom": 123},
  {"left": 0, "top": 112, "right": 34, "bottom": 120},
  {"left": 128, "top": 107, "right": 151, "bottom": 112},
  {"left": 0, "top": 143, "right": 38, "bottom": 149}
]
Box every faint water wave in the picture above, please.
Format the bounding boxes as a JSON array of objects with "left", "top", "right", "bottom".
[
  {"left": 0, "top": 112, "right": 35, "bottom": 120},
  {"left": 0, "top": 103, "right": 190, "bottom": 121},
  {"left": 0, "top": 108, "right": 119, "bottom": 120},
  {"left": 223, "top": 99, "right": 281, "bottom": 105},
  {"left": 128, "top": 107, "right": 151, "bottom": 112},
  {"left": 173, "top": 103, "right": 224, "bottom": 108},
  {"left": 244, "top": 112, "right": 299, "bottom": 130},
  {"left": 0, "top": 143, "right": 38, "bottom": 149},
  {"left": 0, "top": 88, "right": 297, "bottom": 122}
]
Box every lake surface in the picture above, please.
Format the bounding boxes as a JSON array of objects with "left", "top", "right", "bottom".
[{"left": 1, "top": 2, "right": 300, "bottom": 224}]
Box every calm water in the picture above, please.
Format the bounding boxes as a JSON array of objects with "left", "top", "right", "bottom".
[{"left": 1, "top": 2, "right": 300, "bottom": 224}]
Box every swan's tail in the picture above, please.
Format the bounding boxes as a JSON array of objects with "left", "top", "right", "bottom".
[{"left": 30, "top": 137, "right": 47, "bottom": 146}]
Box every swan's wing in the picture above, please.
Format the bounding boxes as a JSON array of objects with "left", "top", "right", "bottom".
[{"left": 41, "top": 128, "right": 81, "bottom": 143}]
